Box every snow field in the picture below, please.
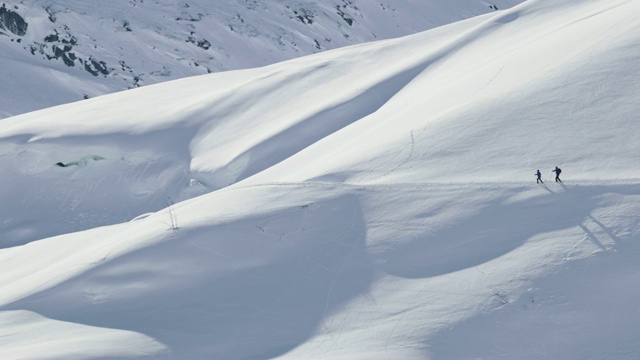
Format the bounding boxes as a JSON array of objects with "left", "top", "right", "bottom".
[{"left": 1, "top": 0, "right": 640, "bottom": 358}]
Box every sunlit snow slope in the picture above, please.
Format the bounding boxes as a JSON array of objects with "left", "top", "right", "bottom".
[
  {"left": 0, "top": 0, "right": 523, "bottom": 118},
  {"left": 1, "top": 0, "right": 640, "bottom": 359}
]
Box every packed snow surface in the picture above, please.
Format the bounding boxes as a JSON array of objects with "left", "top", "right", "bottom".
[{"left": 1, "top": 0, "right": 640, "bottom": 359}]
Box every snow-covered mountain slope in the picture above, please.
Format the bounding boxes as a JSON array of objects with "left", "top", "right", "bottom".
[
  {"left": 2, "top": 0, "right": 640, "bottom": 359},
  {"left": 0, "top": 0, "right": 524, "bottom": 118}
]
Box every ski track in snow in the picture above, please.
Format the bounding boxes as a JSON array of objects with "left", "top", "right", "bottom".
[
  {"left": 230, "top": 178, "right": 640, "bottom": 193},
  {"left": 2, "top": 0, "right": 640, "bottom": 358}
]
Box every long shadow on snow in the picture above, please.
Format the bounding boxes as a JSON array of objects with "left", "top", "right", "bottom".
[
  {"left": 375, "top": 184, "right": 639, "bottom": 279},
  {"left": 1, "top": 193, "right": 374, "bottom": 360},
  {"left": 426, "top": 188, "right": 640, "bottom": 360},
  {"left": 198, "top": 52, "right": 453, "bottom": 189}
]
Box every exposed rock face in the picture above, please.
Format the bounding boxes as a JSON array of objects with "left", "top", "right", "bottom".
[{"left": 0, "top": 4, "right": 27, "bottom": 36}]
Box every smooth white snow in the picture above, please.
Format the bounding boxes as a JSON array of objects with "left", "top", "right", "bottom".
[{"left": 1, "top": 0, "right": 640, "bottom": 359}]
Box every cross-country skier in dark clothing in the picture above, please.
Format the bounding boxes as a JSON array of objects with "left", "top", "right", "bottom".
[
  {"left": 552, "top": 166, "right": 562, "bottom": 182},
  {"left": 535, "top": 170, "right": 543, "bottom": 184}
]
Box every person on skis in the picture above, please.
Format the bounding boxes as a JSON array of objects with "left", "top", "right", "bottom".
[
  {"left": 535, "top": 169, "right": 543, "bottom": 184},
  {"left": 552, "top": 166, "right": 562, "bottom": 182}
]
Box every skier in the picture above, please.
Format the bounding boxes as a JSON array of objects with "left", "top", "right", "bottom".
[
  {"left": 552, "top": 166, "right": 562, "bottom": 182},
  {"left": 535, "top": 169, "right": 543, "bottom": 184}
]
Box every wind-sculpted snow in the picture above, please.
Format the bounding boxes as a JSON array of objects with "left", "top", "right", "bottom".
[
  {"left": 2, "top": 182, "right": 640, "bottom": 359},
  {"left": 0, "top": 310, "right": 166, "bottom": 359},
  {"left": 1, "top": 0, "right": 640, "bottom": 359},
  {"left": 0, "top": 0, "right": 523, "bottom": 118}
]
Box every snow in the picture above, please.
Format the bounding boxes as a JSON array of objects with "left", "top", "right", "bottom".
[
  {"left": 1, "top": 0, "right": 640, "bottom": 359},
  {"left": 0, "top": 0, "right": 523, "bottom": 118},
  {"left": 0, "top": 310, "right": 166, "bottom": 360}
]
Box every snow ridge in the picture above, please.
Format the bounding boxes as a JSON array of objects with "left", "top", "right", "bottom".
[
  {"left": 2, "top": 0, "right": 640, "bottom": 359},
  {"left": 0, "top": 0, "right": 523, "bottom": 118}
]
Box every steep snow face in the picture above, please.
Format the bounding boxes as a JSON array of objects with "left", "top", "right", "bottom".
[
  {"left": 241, "top": 0, "right": 640, "bottom": 185},
  {"left": 1, "top": 0, "right": 640, "bottom": 359},
  {"left": 0, "top": 0, "right": 523, "bottom": 118}
]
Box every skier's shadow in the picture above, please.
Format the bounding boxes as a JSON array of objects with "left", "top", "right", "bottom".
[
  {"left": 540, "top": 183, "right": 554, "bottom": 193},
  {"left": 559, "top": 181, "right": 568, "bottom": 191}
]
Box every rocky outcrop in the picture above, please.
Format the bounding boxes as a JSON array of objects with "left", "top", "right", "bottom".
[{"left": 0, "top": 3, "right": 27, "bottom": 36}]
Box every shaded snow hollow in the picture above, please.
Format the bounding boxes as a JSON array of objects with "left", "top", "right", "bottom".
[{"left": 1, "top": 0, "right": 640, "bottom": 359}]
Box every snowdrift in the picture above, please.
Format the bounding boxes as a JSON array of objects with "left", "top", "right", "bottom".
[{"left": 1, "top": 0, "right": 640, "bottom": 359}]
